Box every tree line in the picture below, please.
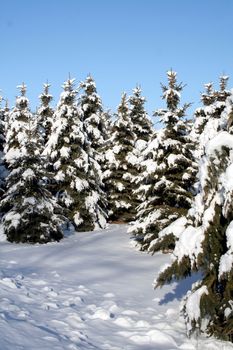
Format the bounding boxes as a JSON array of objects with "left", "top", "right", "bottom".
[{"left": 0, "top": 71, "right": 233, "bottom": 342}]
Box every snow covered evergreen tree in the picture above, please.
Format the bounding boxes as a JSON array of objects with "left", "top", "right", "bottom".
[
  {"left": 102, "top": 109, "right": 113, "bottom": 139},
  {"left": 78, "top": 75, "right": 111, "bottom": 209},
  {"left": 156, "top": 90, "right": 233, "bottom": 342},
  {"left": 44, "top": 78, "right": 107, "bottom": 231},
  {"left": 129, "top": 86, "right": 153, "bottom": 148},
  {"left": 37, "top": 83, "right": 54, "bottom": 145},
  {"left": 79, "top": 75, "right": 108, "bottom": 156},
  {"left": 1, "top": 84, "right": 63, "bottom": 243},
  {"left": 103, "top": 93, "right": 138, "bottom": 222},
  {"left": 191, "top": 83, "right": 215, "bottom": 148},
  {"left": 129, "top": 71, "right": 197, "bottom": 252},
  {"left": 192, "top": 76, "right": 230, "bottom": 161},
  {"left": 0, "top": 95, "right": 6, "bottom": 199}
]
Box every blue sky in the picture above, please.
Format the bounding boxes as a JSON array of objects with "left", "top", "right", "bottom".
[{"left": 0, "top": 0, "right": 233, "bottom": 121}]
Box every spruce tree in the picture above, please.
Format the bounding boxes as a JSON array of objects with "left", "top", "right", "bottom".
[
  {"left": 129, "top": 71, "right": 196, "bottom": 252},
  {"left": 1, "top": 84, "right": 63, "bottom": 243},
  {"left": 192, "top": 76, "right": 230, "bottom": 161},
  {"left": 44, "top": 78, "right": 107, "bottom": 231},
  {"left": 128, "top": 86, "right": 153, "bottom": 147},
  {"left": 78, "top": 75, "right": 109, "bottom": 213},
  {"left": 103, "top": 93, "right": 138, "bottom": 222},
  {"left": 79, "top": 76, "right": 102, "bottom": 144},
  {"left": 102, "top": 109, "right": 113, "bottom": 140},
  {"left": 155, "top": 89, "right": 233, "bottom": 342},
  {"left": 191, "top": 83, "right": 215, "bottom": 148},
  {"left": 37, "top": 83, "right": 54, "bottom": 145},
  {"left": 0, "top": 95, "right": 6, "bottom": 199},
  {"left": 79, "top": 75, "right": 109, "bottom": 158}
]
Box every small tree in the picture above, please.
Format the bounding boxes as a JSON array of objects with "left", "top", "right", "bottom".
[
  {"left": 103, "top": 93, "right": 138, "bottom": 222},
  {"left": 1, "top": 84, "right": 63, "bottom": 243},
  {"left": 192, "top": 76, "right": 230, "bottom": 161},
  {"left": 37, "top": 83, "right": 54, "bottom": 145},
  {"left": 129, "top": 71, "right": 196, "bottom": 252},
  {"left": 44, "top": 78, "right": 107, "bottom": 231},
  {"left": 129, "top": 86, "right": 153, "bottom": 147},
  {"left": 0, "top": 95, "right": 7, "bottom": 198}
]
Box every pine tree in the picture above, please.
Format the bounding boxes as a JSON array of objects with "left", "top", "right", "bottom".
[
  {"left": 191, "top": 76, "right": 230, "bottom": 161},
  {"left": 1, "top": 84, "right": 63, "bottom": 243},
  {"left": 0, "top": 95, "right": 6, "bottom": 199},
  {"left": 44, "top": 78, "right": 107, "bottom": 231},
  {"left": 191, "top": 83, "right": 215, "bottom": 149},
  {"left": 156, "top": 89, "right": 233, "bottom": 342},
  {"left": 102, "top": 109, "right": 113, "bottom": 140},
  {"left": 79, "top": 75, "right": 108, "bottom": 156},
  {"left": 103, "top": 93, "right": 138, "bottom": 222},
  {"left": 37, "top": 83, "right": 54, "bottom": 145},
  {"left": 129, "top": 71, "right": 197, "bottom": 252},
  {"left": 78, "top": 75, "right": 109, "bottom": 216},
  {"left": 129, "top": 86, "right": 153, "bottom": 147}
]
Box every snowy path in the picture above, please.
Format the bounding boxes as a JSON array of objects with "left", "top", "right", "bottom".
[{"left": 0, "top": 224, "right": 232, "bottom": 350}]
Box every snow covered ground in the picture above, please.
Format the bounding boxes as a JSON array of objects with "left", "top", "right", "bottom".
[{"left": 0, "top": 224, "right": 232, "bottom": 350}]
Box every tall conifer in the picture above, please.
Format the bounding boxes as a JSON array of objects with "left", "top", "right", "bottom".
[
  {"left": 37, "top": 83, "right": 54, "bottom": 145},
  {"left": 129, "top": 71, "right": 196, "bottom": 252},
  {"left": 2, "top": 84, "right": 63, "bottom": 243},
  {"left": 156, "top": 91, "right": 233, "bottom": 342},
  {"left": 44, "top": 78, "right": 107, "bottom": 231},
  {"left": 103, "top": 93, "right": 138, "bottom": 222}
]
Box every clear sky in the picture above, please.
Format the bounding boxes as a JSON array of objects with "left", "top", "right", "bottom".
[{"left": 0, "top": 0, "right": 233, "bottom": 121}]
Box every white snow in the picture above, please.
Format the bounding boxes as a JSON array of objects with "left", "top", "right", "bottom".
[
  {"left": 0, "top": 224, "right": 232, "bottom": 350},
  {"left": 74, "top": 178, "right": 89, "bottom": 192},
  {"left": 60, "top": 146, "right": 70, "bottom": 159},
  {"left": 135, "top": 139, "right": 147, "bottom": 152},
  {"left": 4, "top": 212, "right": 21, "bottom": 229},
  {"left": 219, "top": 220, "right": 233, "bottom": 277},
  {"left": 73, "top": 212, "right": 83, "bottom": 227},
  {"left": 206, "top": 131, "right": 233, "bottom": 156},
  {"left": 173, "top": 225, "right": 204, "bottom": 267},
  {"left": 158, "top": 216, "right": 188, "bottom": 239},
  {"left": 22, "top": 168, "right": 35, "bottom": 180},
  {"left": 4, "top": 147, "right": 21, "bottom": 163},
  {"left": 115, "top": 182, "right": 124, "bottom": 191},
  {"left": 185, "top": 285, "right": 209, "bottom": 334},
  {"left": 23, "top": 197, "right": 37, "bottom": 205},
  {"left": 167, "top": 154, "right": 185, "bottom": 166}
]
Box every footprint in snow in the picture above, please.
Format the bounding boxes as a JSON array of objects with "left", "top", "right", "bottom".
[
  {"left": 88, "top": 308, "right": 114, "bottom": 321},
  {"left": 0, "top": 277, "right": 19, "bottom": 289},
  {"left": 103, "top": 292, "right": 115, "bottom": 298},
  {"left": 119, "top": 329, "right": 178, "bottom": 348},
  {"left": 31, "top": 279, "right": 47, "bottom": 286},
  {"left": 41, "top": 302, "right": 59, "bottom": 310},
  {"left": 114, "top": 316, "right": 135, "bottom": 328},
  {"left": 121, "top": 310, "right": 139, "bottom": 316},
  {"left": 62, "top": 296, "right": 84, "bottom": 307}
]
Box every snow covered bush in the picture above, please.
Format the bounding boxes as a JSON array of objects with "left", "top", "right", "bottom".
[
  {"left": 129, "top": 71, "right": 197, "bottom": 253},
  {"left": 1, "top": 84, "right": 64, "bottom": 243},
  {"left": 156, "top": 90, "right": 233, "bottom": 342}
]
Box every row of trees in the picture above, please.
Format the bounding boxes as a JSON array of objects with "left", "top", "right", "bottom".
[
  {"left": 0, "top": 75, "right": 155, "bottom": 242},
  {"left": 0, "top": 72, "right": 233, "bottom": 342}
]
